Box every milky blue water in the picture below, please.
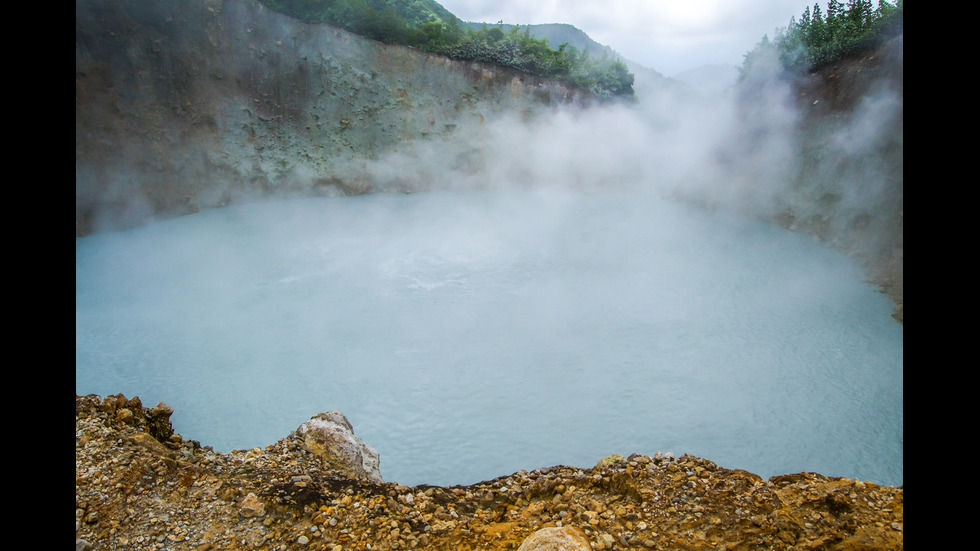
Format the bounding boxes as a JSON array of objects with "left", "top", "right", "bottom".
[{"left": 75, "top": 188, "right": 903, "bottom": 487}]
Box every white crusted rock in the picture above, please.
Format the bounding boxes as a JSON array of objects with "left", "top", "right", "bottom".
[
  {"left": 294, "top": 410, "right": 382, "bottom": 483},
  {"left": 517, "top": 526, "right": 592, "bottom": 551}
]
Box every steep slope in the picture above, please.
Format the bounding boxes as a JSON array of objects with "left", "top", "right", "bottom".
[
  {"left": 75, "top": 0, "right": 589, "bottom": 235},
  {"left": 783, "top": 35, "right": 904, "bottom": 321}
]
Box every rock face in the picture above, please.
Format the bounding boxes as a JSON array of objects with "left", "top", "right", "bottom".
[
  {"left": 294, "top": 410, "right": 383, "bottom": 483},
  {"left": 75, "top": 0, "right": 589, "bottom": 235}
]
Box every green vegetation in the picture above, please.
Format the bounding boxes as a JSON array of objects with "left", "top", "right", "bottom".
[
  {"left": 258, "top": 0, "right": 634, "bottom": 99},
  {"left": 742, "top": 0, "right": 903, "bottom": 75}
]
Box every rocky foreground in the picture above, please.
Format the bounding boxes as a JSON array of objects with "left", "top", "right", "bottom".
[{"left": 76, "top": 394, "right": 903, "bottom": 550}]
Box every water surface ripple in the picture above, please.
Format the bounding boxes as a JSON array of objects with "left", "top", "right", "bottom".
[{"left": 76, "top": 189, "right": 903, "bottom": 487}]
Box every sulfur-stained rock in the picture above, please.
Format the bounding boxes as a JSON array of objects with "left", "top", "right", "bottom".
[
  {"left": 294, "top": 410, "right": 382, "bottom": 483},
  {"left": 239, "top": 493, "right": 266, "bottom": 517},
  {"left": 594, "top": 454, "right": 626, "bottom": 469},
  {"left": 126, "top": 432, "right": 174, "bottom": 458}
]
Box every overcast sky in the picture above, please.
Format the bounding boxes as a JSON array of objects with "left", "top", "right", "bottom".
[{"left": 435, "top": 0, "right": 810, "bottom": 77}]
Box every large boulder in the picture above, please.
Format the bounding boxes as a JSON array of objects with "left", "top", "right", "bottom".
[
  {"left": 294, "top": 411, "right": 382, "bottom": 483},
  {"left": 517, "top": 526, "right": 591, "bottom": 551}
]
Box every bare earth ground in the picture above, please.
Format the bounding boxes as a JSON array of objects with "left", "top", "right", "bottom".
[{"left": 76, "top": 394, "right": 903, "bottom": 550}]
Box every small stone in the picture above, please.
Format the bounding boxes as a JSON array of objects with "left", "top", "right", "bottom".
[
  {"left": 151, "top": 402, "right": 175, "bottom": 419},
  {"left": 240, "top": 493, "right": 266, "bottom": 517},
  {"left": 297, "top": 535, "right": 310, "bottom": 545},
  {"left": 595, "top": 454, "right": 626, "bottom": 469}
]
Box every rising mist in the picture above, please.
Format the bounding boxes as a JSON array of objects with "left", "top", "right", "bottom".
[{"left": 76, "top": 0, "right": 903, "bottom": 487}]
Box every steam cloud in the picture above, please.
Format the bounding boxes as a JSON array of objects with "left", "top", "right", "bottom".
[
  {"left": 358, "top": 50, "right": 900, "bottom": 239},
  {"left": 76, "top": 4, "right": 903, "bottom": 485}
]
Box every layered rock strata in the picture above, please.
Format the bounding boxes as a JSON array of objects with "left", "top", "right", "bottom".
[{"left": 75, "top": 0, "right": 588, "bottom": 235}]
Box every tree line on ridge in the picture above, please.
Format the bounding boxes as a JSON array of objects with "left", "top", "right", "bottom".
[
  {"left": 258, "top": 0, "right": 634, "bottom": 99},
  {"left": 742, "top": 0, "right": 904, "bottom": 76}
]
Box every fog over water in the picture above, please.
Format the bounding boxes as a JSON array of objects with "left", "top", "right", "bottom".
[
  {"left": 76, "top": 188, "right": 902, "bottom": 487},
  {"left": 76, "top": 50, "right": 903, "bottom": 487}
]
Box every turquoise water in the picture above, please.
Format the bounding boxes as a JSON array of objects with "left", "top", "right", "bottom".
[{"left": 76, "top": 188, "right": 903, "bottom": 487}]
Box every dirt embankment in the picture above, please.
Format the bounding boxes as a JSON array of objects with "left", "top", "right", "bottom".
[{"left": 76, "top": 394, "right": 903, "bottom": 551}]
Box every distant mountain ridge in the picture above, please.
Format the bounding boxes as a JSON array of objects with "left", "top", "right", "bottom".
[{"left": 461, "top": 22, "right": 618, "bottom": 60}]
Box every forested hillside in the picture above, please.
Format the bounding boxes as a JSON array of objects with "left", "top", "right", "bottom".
[
  {"left": 461, "top": 22, "right": 619, "bottom": 61},
  {"left": 258, "top": 0, "right": 634, "bottom": 99},
  {"left": 742, "top": 0, "right": 903, "bottom": 75}
]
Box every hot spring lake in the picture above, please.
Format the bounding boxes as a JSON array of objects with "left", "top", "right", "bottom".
[{"left": 75, "top": 188, "right": 903, "bottom": 487}]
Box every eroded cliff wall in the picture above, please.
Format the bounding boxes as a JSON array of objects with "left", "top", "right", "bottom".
[
  {"left": 76, "top": 0, "right": 588, "bottom": 235},
  {"left": 786, "top": 36, "right": 903, "bottom": 318}
]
